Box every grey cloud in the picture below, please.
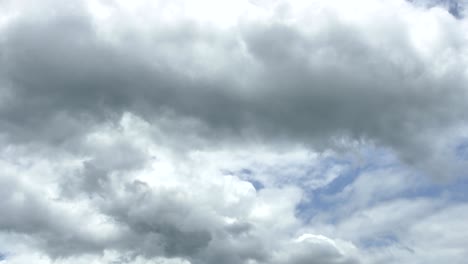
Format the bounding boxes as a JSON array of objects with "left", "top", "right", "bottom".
[
  {"left": 408, "top": 0, "right": 466, "bottom": 18},
  {"left": 98, "top": 181, "right": 268, "bottom": 264},
  {"left": 102, "top": 184, "right": 213, "bottom": 258},
  {"left": 0, "top": 162, "right": 261, "bottom": 263},
  {"left": 1, "top": 0, "right": 468, "bottom": 263},
  {"left": 61, "top": 137, "right": 149, "bottom": 198},
  {"left": 1, "top": 0, "right": 467, "bottom": 179},
  {"left": 0, "top": 174, "right": 111, "bottom": 257},
  {"left": 0, "top": 13, "right": 243, "bottom": 147}
]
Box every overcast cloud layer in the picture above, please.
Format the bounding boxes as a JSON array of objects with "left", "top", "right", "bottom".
[{"left": 1, "top": 0, "right": 468, "bottom": 263}]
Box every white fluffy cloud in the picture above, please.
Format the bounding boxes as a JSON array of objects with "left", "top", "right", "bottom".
[
  {"left": 0, "top": 114, "right": 358, "bottom": 263},
  {"left": 1, "top": 0, "right": 468, "bottom": 263}
]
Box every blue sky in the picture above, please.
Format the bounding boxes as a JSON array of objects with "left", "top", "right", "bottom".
[{"left": 409, "top": 0, "right": 464, "bottom": 17}]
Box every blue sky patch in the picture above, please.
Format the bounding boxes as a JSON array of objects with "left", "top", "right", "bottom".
[{"left": 456, "top": 141, "right": 468, "bottom": 161}]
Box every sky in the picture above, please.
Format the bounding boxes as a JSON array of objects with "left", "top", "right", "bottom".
[{"left": 0, "top": 0, "right": 468, "bottom": 263}]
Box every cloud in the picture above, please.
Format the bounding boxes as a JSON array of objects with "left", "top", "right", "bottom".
[
  {"left": 1, "top": 0, "right": 468, "bottom": 263},
  {"left": 0, "top": 114, "right": 306, "bottom": 263},
  {"left": 0, "top": 0, "right": 467, "bottom": 176},
  {"left": 272, "top": 234, "right": 359, "bottom": 264},
  {"left": 408, "top": 0, "right": 467, "bottom": 18}
]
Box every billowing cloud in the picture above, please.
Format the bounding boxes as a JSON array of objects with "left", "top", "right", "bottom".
[
  {"left": 1, "top": 0, "right": 468, "bottom": 173},
  {"left": 1, "top": 0, "right": 468, "bottom": 263},
  {"left": 0, "top": 114, "right": 357, "bottom": 263}
]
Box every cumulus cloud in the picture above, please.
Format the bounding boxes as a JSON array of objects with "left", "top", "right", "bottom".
[
  {"left": 1, "top": 0, "right": 467, "bottom": 173},
  {"left": 1, "top": 0, "right": 468, "bottom": 263},
  {"left": 0, "top": 114, "right": 358, "bottom": 263}
]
